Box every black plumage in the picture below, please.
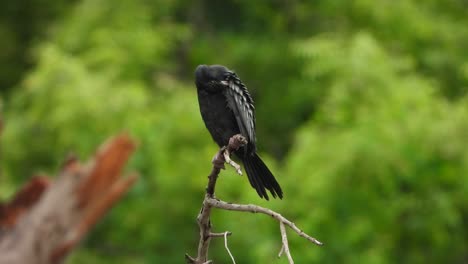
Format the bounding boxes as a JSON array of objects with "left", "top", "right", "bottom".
[{"left": 194, "top": 64, "right": 283, "bottom": 200}]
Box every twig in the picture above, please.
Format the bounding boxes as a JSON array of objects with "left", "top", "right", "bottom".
[
  {"left": 224, "top": 231, "right": 236, "bottom": 264},
  {"left": 280, "top": 222, "right": 294, "bottom": 264},
  {"left": 223, "top": 151, "right": 242, "bottom": 175},
  {"left": 278, "top": 244, "right": 285, "bottom": 257},
  {"left": 206, "top": 198, "right": 323, "bottom": 246},
  {"left": 209, "top": 232, "right": 232, "bottom": 238}
]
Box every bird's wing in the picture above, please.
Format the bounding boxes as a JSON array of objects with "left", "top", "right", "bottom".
[{"left": 222, "top": 73, "right": 256, "bottom": 153}]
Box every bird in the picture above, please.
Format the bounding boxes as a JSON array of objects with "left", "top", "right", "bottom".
[{"left": 194, "top": 64, "right": 283, "bottom": 200}]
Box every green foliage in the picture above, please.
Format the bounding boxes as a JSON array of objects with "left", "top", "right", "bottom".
[
  {"left": 285, "top": 33, "right": 468, "bottom": 263},
  {"left": 2, "top": 0, "right": 468, "bottom": 263},
  {"left": 0, "top": 0, "right": 72, "bottom": 93}
]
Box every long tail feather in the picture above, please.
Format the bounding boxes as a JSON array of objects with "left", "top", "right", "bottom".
[{"left": 242, "top": 153, "right": 283, "bottom": 200}]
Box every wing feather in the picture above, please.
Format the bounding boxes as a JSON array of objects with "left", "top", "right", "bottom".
[{"left": 222, "top": 73, "right": 256, "bottom": 154}]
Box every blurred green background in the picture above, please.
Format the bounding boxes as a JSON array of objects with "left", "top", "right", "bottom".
[{"left": 2, "top": 0, "right": 468, "bottom": 263}]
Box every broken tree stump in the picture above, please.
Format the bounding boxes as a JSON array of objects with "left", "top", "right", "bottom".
[{"left": 0, "top": 134, "right": 138, "bottom": 264}]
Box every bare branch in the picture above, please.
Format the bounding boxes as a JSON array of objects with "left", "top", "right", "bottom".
[
  {"left": 206, "top": 135, "right": 247, "bottom": 198},
  {"left": 280, "top": 222, "right": 294, "bottom": 264},
  {"left": 206, "top": 198, "right": 323, "bottom": 246},
  {"left": 186, "top": 135, "right": 246, "bottom": 264},
  {"left": 186, "top": 134, "right": 322, "bottom": 263}
]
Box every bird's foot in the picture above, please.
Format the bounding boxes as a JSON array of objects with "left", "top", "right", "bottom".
[{"left": 229, "top": 134, "right": 248, "bottom": 149}]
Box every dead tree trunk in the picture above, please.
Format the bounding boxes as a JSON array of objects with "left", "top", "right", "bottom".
[{"left": 0, "top": 134, "right": 138, "bottom": 264}]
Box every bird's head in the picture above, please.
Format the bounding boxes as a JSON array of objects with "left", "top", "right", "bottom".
[{"left": 195, "top": 64, "right": 232, "bottom": 90}]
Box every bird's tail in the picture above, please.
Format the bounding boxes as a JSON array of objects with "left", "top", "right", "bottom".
[{"left": 242, "top": 153, "right": 283, "bottom": 200}]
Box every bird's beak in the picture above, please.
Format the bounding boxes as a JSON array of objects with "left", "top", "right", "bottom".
[{"left": 220, "top": 80, "right": 229, "bottom": 86}]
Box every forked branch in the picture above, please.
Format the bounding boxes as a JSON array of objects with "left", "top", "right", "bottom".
[{"left": 186, "top": 134, "right": 322, "bottom": 264}]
